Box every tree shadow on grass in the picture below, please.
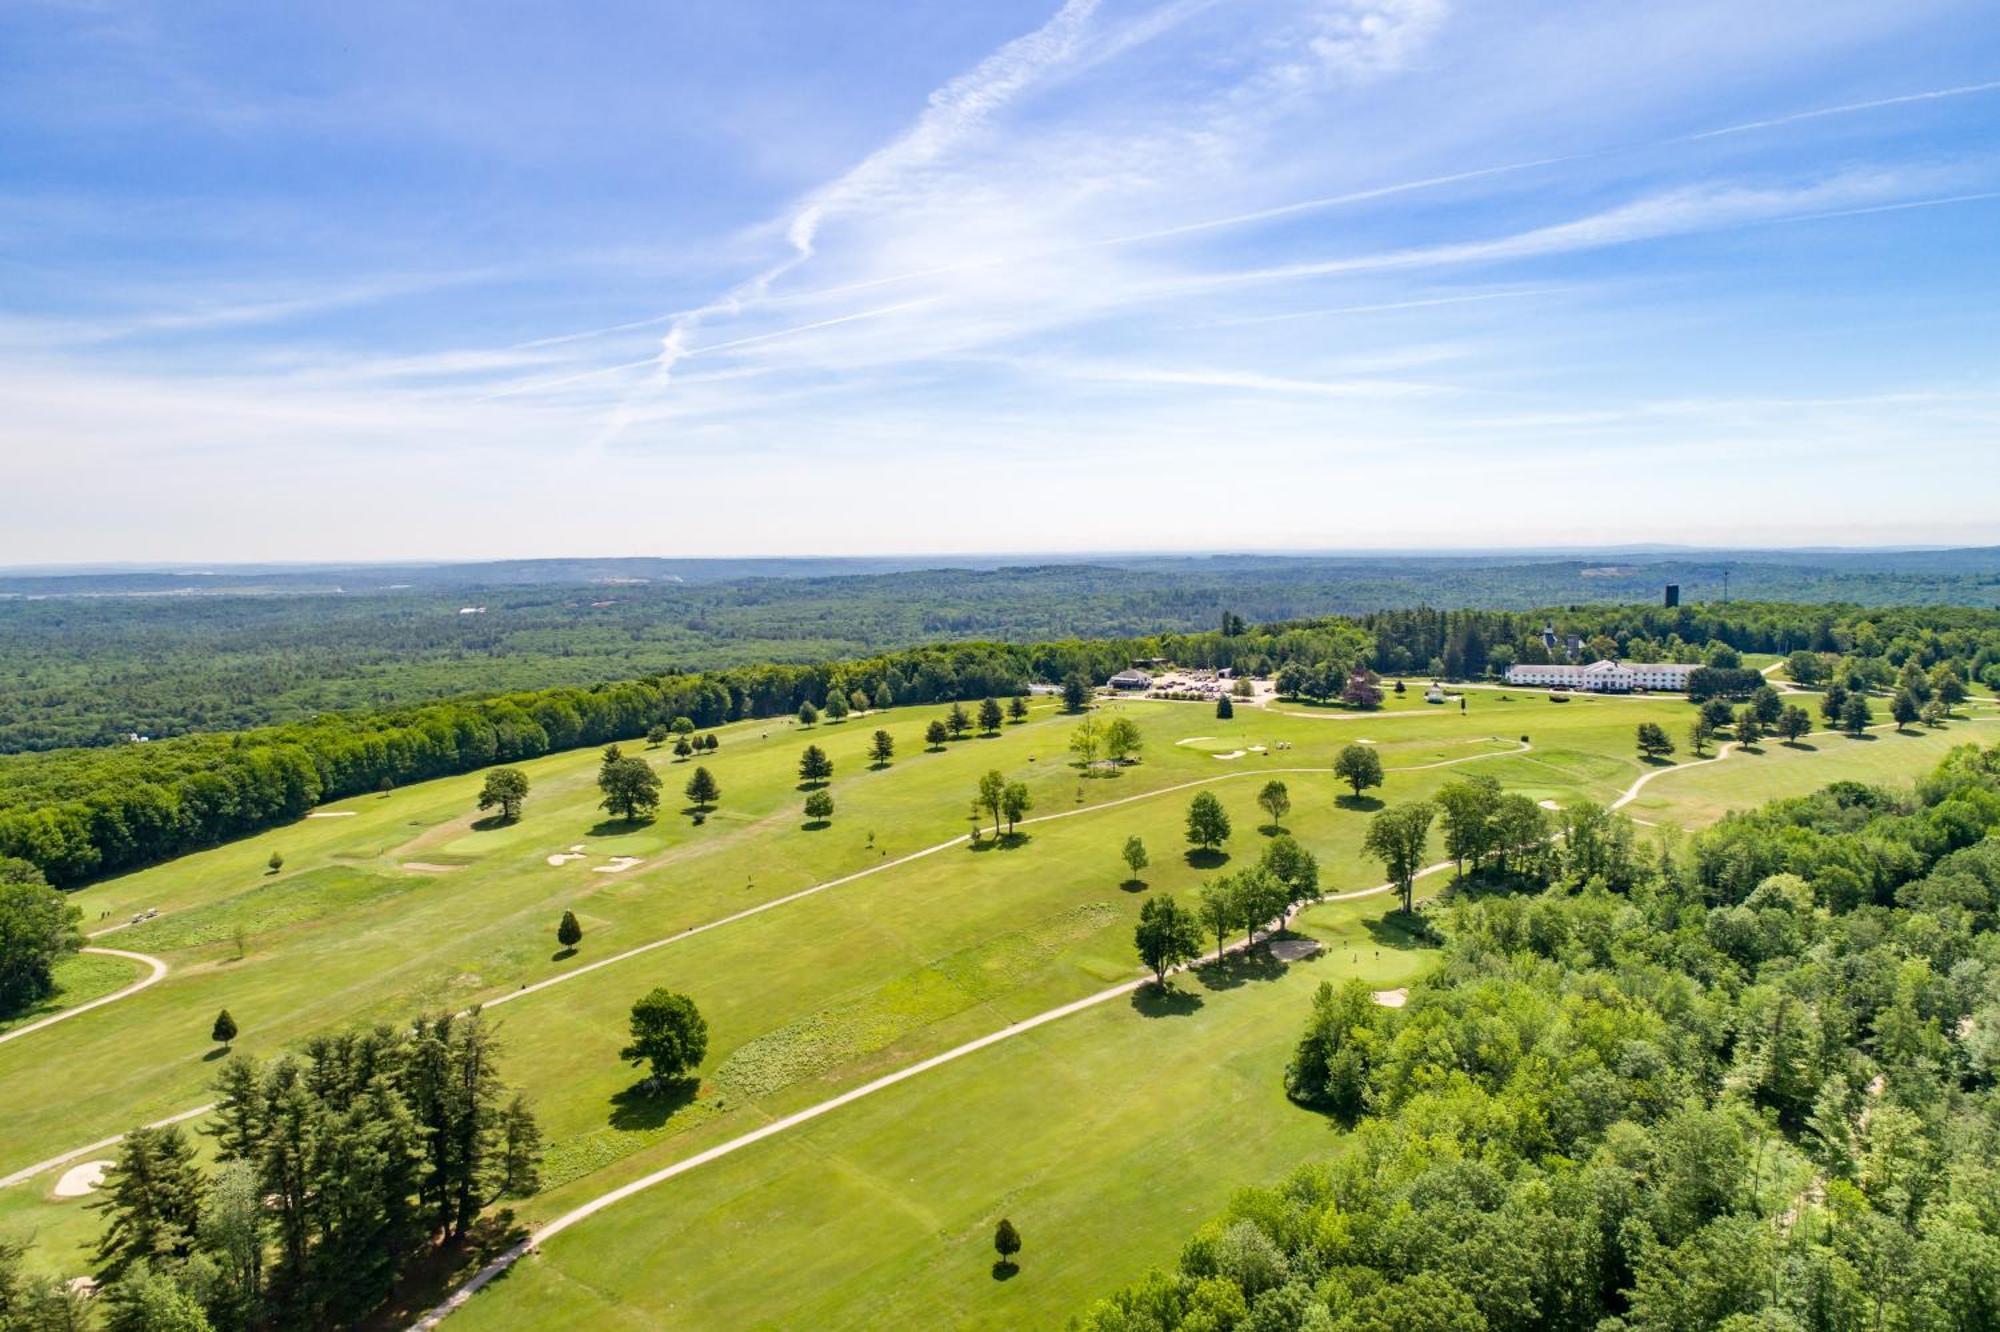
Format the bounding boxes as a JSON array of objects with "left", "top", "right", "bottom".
[
  {"left": 202, "top": 1046, "right": 230, "bottom": 1062},
  {"left": 991, "top": 1261, "right": 1019, "bottom": 1281},
  {"left": 1257, "top": 823, "right": 1288, "bottom": 838},
  {"left": 795, "top": 780, "right": 830, "bottom": 792},
  {"left": 1184, "top": 848, "right": 1230, "bottom": 871},
  {"left": 1638, "top": 755, "right": 1676, "bottom": 768},
  {"left": 374, "top": 1208, "right": 531, "bottom": 1328},
  {"left": 1119, "top": 877, "right": 1148, "bottom": 894},
  {"left": 1335, "top": 795, "right": 1385, "bottom": 813},
  {"left": 1130, "top": 984, "right": 1203, "bottom": 1018},
  {"left": 588, "top": 816, "right": 653, "bottom": 837},
  {"left": 1193, "top": 947, "right": 1288, "bottom": 993},
  {"left": 1362, "top": 911, "right": 1437, "bottom": 952},
  {"left": 1843, "top": 732, "right": 1879, "bottom": 742},
  {"left": 550, "top": 946, "right": 577, "bottom": 962},
  {"left": 801, "top": 819, "right": 832, "bottom": 832},
  {"left": 469, "top": 814, "right": 515, "bottom": 833},
  {"left": 969, "top": 832, "right": 1032, "bottom": 853},
  {"left": 609, "top": 1078, "right": 700, "bottom": 1131},
  {"left": 1781, "top": 740, "right": 1819, "bottom": 751}
]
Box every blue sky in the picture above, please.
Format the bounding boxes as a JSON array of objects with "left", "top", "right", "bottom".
[{"left": 4, "top": 0, "right": 1998, "bottom": 561}]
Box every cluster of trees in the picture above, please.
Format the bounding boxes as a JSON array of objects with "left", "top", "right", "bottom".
[
  {"left": 1070, "top": 716, "right": 1144, "bottom": 769},
  {"left": 1078, "top": 740, "right": 2000, "bottom": 1332},
  {"left": 0, "top": 856, "right": 81, "bottom": 1018},
  {"left": 1272, "top": 663, "right": 1384, "bottom": 708},
  {"left": 973, "top": 771, "right": 1033, "bottom": 839},
  {"left": 46, "top": 1009, "right": 542, "bottom": 1330},
  {"left": 1135, "top": 835, "right": 1322, "bottom": 986}
]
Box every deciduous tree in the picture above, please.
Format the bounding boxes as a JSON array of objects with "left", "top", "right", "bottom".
[
  {"left": 621, "top": 988, "right": 708, "bottom": 1089},
  {"left": 798, "top": 744, "right": 833, "bottom": 785},
  {"left": 803, "top": 791, "right": 834, "bottom": 824},
  {"left": 1186, "top": 791, "right": 1231, "bottom": 851},
  {"left": 1257, "top": 780, "right": 1291, "bottom": 827},
  {"left": 1364, "top": 801, "right": 1436, "bottom": 914},
  {"left": 1334, "top": 743, "right": 1383, "bottom": 801},
  {"left": 978, "top": 697, "right": 1004, "bottom": 734},
  {"left": 477, "top": 767, "right": 529, "bottom": 823},
  {"left": 1134, "top": 894, "right": 1201, "bottom": 987},
  {"left": 869, "top": 729, "right": 895, "bottom": 767}
]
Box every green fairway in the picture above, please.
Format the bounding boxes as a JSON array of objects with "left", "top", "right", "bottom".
[
  {"left": 1, "top": 687, "right": 1979, "bottom": 1321},
  {"left": 0, "top": 950, "right": 144, "bottom": 1037}
]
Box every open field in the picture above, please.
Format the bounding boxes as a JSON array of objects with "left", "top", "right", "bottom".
[{"left": 4, "top": 684, "right": 1992, "bottom": 1325}]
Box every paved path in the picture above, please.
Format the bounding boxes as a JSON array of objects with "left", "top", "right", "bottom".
[{"left": 0, "top": 948, "right": 168, "bottom": 1050}]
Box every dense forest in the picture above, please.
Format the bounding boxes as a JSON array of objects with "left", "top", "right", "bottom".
[
  {"left": 7, "top": 601, "right": 2000, "bottom": 888},
  {"left": 6, "top": 551, "right": 2000, "bottom": 752},
  {"left": 1075, "top": 741, "right": 2000, "bottom": 1331}
]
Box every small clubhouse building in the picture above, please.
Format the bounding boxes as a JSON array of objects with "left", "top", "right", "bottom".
[{"left": 1505, "top": 660, "right": 1697, "bottom": 693}]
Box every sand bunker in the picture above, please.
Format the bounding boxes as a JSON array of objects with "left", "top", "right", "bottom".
[
  {"left": 1267, "top": 938, "right": 1321, "bottom": 962},
  {"left": 306, "top": 811, "right": 357, "bottom": 819},
  {"left": 1211, "top": 750, "right": 1246, "bottom": 760},
  {"left": 53, "top": 1161, "right": 111, "bottom": 1198},
  {"left": 1175, "top": 736, "right": 1217, "bottom": 747},
  {"left": 1247, "top": 745, "right": 1268, "bottom": 752},
  {"left": 401, "top": 862, "right": 460, "bottom": 873},
  {"left": 593, "top": 857, "right": 643, "bottom": 874},
  {"left": 546, "top": 852, "right": 586, "bottom": 867},
  {"left": 1372, "top": 988, "right": 1408, "bottom": 1008},
  {"left": 1538, "top": 799, "right": 1562, "bottom": 810}
]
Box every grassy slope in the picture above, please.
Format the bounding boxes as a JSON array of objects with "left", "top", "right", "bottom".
[{"left": 3, "top": 685, "right": 1989, "bottom": 1323}]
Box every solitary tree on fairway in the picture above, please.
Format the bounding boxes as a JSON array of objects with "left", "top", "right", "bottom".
[
  {"left": 1186, "top": 790, "right": 1232, "bottom": 852},
  {"left": 621, "top": 988, "right": 708, "bottom": 1090},
  {"left": 947, "top": 703, "right": 972, "bottom": 739},
  {"left": 1364, "top": 801, "right": 1437, "bottom": 914},
  {"left": 1257, "top": 780, "right": 1291, "bottom": 827},
  {"left": 1061, "top": 673, "right": 1092, "bottom": 713},
  {"left": 1216, "top": 695, "right": 1234, "bottom": 720},
  {"left": 797, "top": 701, "right": 820, "bottom": 727},
  {"left": 1778, "top": 705, "right": 1812, "bottom": 745},
  {"left": 803, "top": 791, "right": 834, "bottom": 824},
  {"left": 1891, "top": 689, "right": 1921, "bottom": 731},
  {"left": 478, "top": 767, "right": 529, "bottom": 823},
  {"left": 824, "top": 692, "right": 849, "bottom": 723},
  {"left": 1134, "top": 894, "right": 1202, "bottom": 988},
  {"left": 978, "top": 697, "right": 1004, "bottom": 734},
  {"left": 673, "top": 736, "right": 694, "bottom": 760},
  {"left": 1069, "top": 715, "right": 1102, "bottom": 767},
  {"left": 1001, "top": 782, "right": 1033, "bottom": 835},
  {"left": 869, "top": 729, "right": 895, "bottom": 767},
  {"left": 211, "top": 1009, "right": 237, "bottom": 1051},
  {"left": 1008, "top": 695, "right": 1030, "bottom": 724},
  {"left": 976, "top": 770, "right": 1007, "bottom": 836},
  {"left": 598, "top": 756, "right": 661, "bottom": 822},
  {"left": 925, "top": 719, "right": 950, "bottom": 750},
  {"left": 684, "top": 766, "right": 719, "bottom": 812},
  {"left": 994, "top": 1218, "right": 1022, "bottom": 1269},
  {"left": 1334, "top": 743, "right": 1383, "bottom": 801},
  {"left": 1121, "top": 836, "right": 1149, "bottom": 883},
  {"left": 1635, "top": 723, "right": 1675, "bottom": 761},
  {"left": 646, "top": 724, "right": 669, "bottom": 748},
  {"left": 267, "top": 850, "right": 284, "bottom": 874},
  {"left": 1198, "top": 879, "right": 1236, "bottom": 961},
  {"left": 798, "top": 744, "right": 833, "bottom": 785},
  {"left": 557, "top": 910, "right": 582, "bottom": 950}
]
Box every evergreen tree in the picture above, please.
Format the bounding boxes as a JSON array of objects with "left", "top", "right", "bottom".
[
  {"left": 869, "top": 729, "right": 895, "bottom": 767},
  {"left": 684, "top": 765, "right": 719, "bottom": 811},
  {"left": 1061, "top": 673, "right": 1092, "bottom": 713},
  {"left": 210, "top": 1008, "right": 237, "bottom": 1050},
  {"left": 946, "top": 703, "right": 972, "bottom": 739},
  {"left": 798, "top": 744, "right": 833, "bottom": 785},
  {"left": 92, "top": 1125, "right": 205, "bottom": 1276},
  {"left": 1216, "top": 695, "right": 1234, "bottom": 719},
  {"left": 994, "top": 1218, "right": 1022, "bottom": 1269},
  {"left": 557, "top": 910, "right": 582, "bottom": 949},
  {"left": 1008, "top": 695, "right": 1029, "bottom": 723},
  {"left": 925, "top": 719, "right": 950, "bottom": 749},
  {"left": 978, "top": 697, "right": 1004, "bottom": 734}
]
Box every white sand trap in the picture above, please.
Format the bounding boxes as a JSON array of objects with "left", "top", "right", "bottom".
[
  {"left": 1372, "top": 988, "right": 1408, "bottom": 1008},
  {"left": 401, "top": 862, "right": 460, "bottom": 873},
  {"left": 1211, "top": 750, "right": 1246, "bottom": 760},
  {"left": 307, "top": 810, "right": 358, "bottom": 819},
  {"left": 1248, "top": 745, "right": 1268, "bottom": 752},
  {"left": 568, "top": 844, "right": 585, "bottom": 852},
  {"left": 593, "top": 857, "right": 643, "bottom": 874},
  {"left": 1357, "top": 738, "right": 1377, "bottom": 745},
  {"left": 546, "top": 852, "right": 586, "bottom": 867},
  {"left": 1175, "top": 736, "right": 1217, "bottom": 747},
  {"left": 1267, "top": 938, "right": 1321, "bottom": 962},
  {"left": 53, "top": 1161, "right": 111, "bottom": 1198},
  {"left": 1538, "top": 799, "right": 1562, "bottom": 810}
]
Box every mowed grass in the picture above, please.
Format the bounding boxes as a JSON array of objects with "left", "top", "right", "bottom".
[
  {"left": 0, "top": 950, "right": 144, "bottom": 1037},
  {"left": 3, "top": 686, "right": 1978, "bottom": 1314}
]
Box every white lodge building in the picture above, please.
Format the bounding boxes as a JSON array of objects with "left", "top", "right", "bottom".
[{"left": 1505, "top": 660, "right": 1697, "bottom": 692}]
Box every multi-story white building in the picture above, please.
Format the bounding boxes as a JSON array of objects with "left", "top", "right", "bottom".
[{"left": 1504, "top": 660, "right": 1697, "bottom": 692}]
